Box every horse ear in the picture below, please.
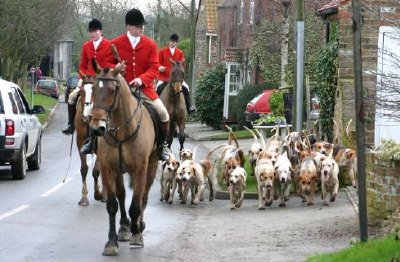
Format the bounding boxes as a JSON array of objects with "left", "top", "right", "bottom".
[
  {"left": 91, "top": 58, "right": 102, "bottom": 74},
  {"left": 113, "top": 61, "right": 126, "bottom": 76}
]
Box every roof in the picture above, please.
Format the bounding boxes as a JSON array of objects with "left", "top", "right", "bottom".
[
  {"left": 315, "top": 0, "right": 350, "bottom": 17},
  {"left": 204, "top": 0, "right": 224, "bottom": 33}
]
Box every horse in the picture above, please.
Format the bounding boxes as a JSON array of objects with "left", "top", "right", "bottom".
[
  {"left": 159, "top": 59, "right": 186, "bottom": 151},
  {"left": 89, "top": 61, "right": 158, "bottom": 256},
  {"left": 74, "top": 73, "right": 104, "bottom": 206}
]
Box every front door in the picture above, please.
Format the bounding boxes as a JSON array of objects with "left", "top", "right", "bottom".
[{"left": 223, "top": 63, "right": 242, "bottom": 119}]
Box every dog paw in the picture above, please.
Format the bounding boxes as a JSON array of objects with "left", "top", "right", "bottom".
[
  {"left": 230, "top": 206, "right": 236, "bottom": 210},
  {"left": 307, "top": 202, "right": 314, "bottom": 206},
  {"left": 265, "top": 201, "right": 272, "bottom": 207},
  {"left": 258, "top": 206, "right": 265, "bottom": 210},
  {"left": 168, "top": 199, "right": 173, "bottom": 204},
  {"left": 284, "top": 197, "right": 289, "bottom": 202},
  {"left": 279, "top": 203, "right": 286, "bottom": 207},
  {"left": 180, "top": 200, "right": 186, "bottom": 204},
  {"left": 235, "top": 203, "right": 242, "bottom": 208},
  {"left": 302, "top": 198, "right": 307, "bottom": 203},
  {"left": 330, "top": 197, "right": 336, "bottom": 202}
]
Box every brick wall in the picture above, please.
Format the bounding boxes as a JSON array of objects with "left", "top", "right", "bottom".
[{"left": 367, "top": 155, "right": 400, "bottom": 225}]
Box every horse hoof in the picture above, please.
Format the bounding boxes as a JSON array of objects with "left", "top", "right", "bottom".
[
  {"left": 94, "top": 192, "right": 103, "bottom": 201},
  {"left": 103, "top": 242, "right": 119, "bottom": 256},
  {"left": 117, "top": 228, "right": 131, "bottom": 242},
  {"left": 78, "top": 198, "right": 89, "bottom": 206},
  {"left": 129, "top": 233, "right": 144, "bottom": 248}
]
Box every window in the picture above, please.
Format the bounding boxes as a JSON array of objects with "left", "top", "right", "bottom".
[
  {"left": 11, "top": 88, "right": 25, "bottom": 114},
  {"left": 8, "top": 93, "right": 18, "bottom": 114},
  {"left": 249, "top": 0, "right": 254, "bottom": 25},
  {"left": 16, "top": 88, "right": 30, "bottom": 113}
]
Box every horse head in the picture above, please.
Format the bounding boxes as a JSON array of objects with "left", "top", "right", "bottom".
[
  {"left": 78, "top": 71, "right": 95, "bottom": 123},
  {"left": 168, "top": 58, "right": 185, "bottom": 95},
  {"left": 89, "top": 59, "right": 126, "bottom": 136}
]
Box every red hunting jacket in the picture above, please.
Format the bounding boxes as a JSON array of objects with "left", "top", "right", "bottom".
[
  {"left": 79, "top": 38, "right": 115, "bottom": 76},
  {"left": 158, "top": 47, "right": 185, "bottom": 82},
  {"left": 111, "top": 34, "right": 159, "bottom": 100}
]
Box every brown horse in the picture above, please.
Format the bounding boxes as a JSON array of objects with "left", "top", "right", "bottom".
[
  {"left": 74, "top": 74, "right": 103, "bottom": 206},
  {"left": 159, "top": 59, "right": 186, "bottom": 151},
  {"left": 89, "top": 61, "right": 158, "bottom": 256}
]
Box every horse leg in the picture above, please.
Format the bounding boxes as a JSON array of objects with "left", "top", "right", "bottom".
[
  {"left": 102, "top": 172, "right": 119, "bottom": 256},
  {"left": 116, "top": 173, "right": 131, "bottom": 242},
  {"left": 79, "top": 154, "right": 89, "bottom": 206},
  {"left": 178, "top": 123, "right": 185, "bottom": 152},
  {"left": 129, "top": 168, "right": 147, "bottom": 248},
  {"left": 167, "top": 121, "right": 175, "bottom": 149},
  {"left": 92, "top": 158, "right": 105, "bottom": 201}
]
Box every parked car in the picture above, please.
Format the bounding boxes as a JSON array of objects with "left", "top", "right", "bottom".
[
  {"left": 34, "top": 79, "right": 60, "bottom": 99},
  {"left": 64, "top": 75, "right": 79, "bottom": 103},
  {"left": 0, "top": 79, "right": 45, "bottom": 179},
  {"left": 244, "top": 89, "right": 275, "bottom": 123}
]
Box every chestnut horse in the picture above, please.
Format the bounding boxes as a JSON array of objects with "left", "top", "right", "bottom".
[
  {"left": 159, "top": 59, "right": 186, "bottom": 151},
  {"left": 89, "top": 62, "right": 158, "bottom": 256},
  {"left": 74, "top": 74, "right": 103, "bottom": 206}
]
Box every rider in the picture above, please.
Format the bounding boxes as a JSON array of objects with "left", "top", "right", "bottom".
[
  {"left": 156, "top": 33, "right": 196, "bottom": 114},
  {"left": 109, "top": 8, "right": 171, "bottom": 161},
  {"left": 62, "top": 19, "right": 114, "bottom": 140}
]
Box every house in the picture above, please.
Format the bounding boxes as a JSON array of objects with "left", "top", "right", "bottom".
[{"left": 316, "top": 0, "right": 400, "bottom": 147}]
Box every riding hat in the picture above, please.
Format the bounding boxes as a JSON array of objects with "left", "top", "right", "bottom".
[
  {"left": 169, "top": 33, "right": 179, "bottom": 42},
  {"left": 88, "top": 19, "right": 102, "bottom": 31},
  {"left": 125, "top": 8, "right": 146, "bottom": 26}
]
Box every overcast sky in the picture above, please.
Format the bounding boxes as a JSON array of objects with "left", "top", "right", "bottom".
[{"left": 131, "top": 0, "right": 193, "bottom": 14}]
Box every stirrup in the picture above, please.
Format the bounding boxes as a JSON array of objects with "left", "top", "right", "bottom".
[
  {"left": 158, "top": 143, "right": 170, "bottom": 161},
  {"left": 188, "top": 105, "right": 197, "bottom": 114}
]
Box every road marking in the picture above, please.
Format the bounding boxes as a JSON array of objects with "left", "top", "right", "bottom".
[
  {"left": 0, "top": 205, "right": 30, "bottom": 221},
  {"left": 41, "top": 177, "right": 73, "bottom": 197}
]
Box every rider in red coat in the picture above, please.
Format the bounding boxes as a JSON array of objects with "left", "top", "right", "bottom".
[
  {"left": 62, "top": 18, "right": 114, "bottom": 136},
  {"left": 110, "top": 8, "right": 171, "bottom": 161},
  {"left": 156, "top": 33, "right": 196, "bottom": 114}
]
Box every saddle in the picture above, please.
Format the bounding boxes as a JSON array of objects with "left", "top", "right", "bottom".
[
  {"left": 130, "top": 88, "right": 162, "bottom": 147},
  {"left": 156, "top": 81, "right": 169, "bottom": 96}
]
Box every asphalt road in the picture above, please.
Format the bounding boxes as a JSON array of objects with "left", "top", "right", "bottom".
[{"left": 0, "top": 101, "right": 360, "bottom": 262}]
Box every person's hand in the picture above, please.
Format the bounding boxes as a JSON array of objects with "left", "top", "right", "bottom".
[
  {"left": 159, "top": 66, "right": 166, "bottom": 72},
  {"left": 129, "top": 78, "right": 143, "bottom": 87}
]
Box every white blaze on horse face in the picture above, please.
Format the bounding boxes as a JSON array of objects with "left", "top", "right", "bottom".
[
  {"left": 83, "top": 83, "right": 93, "bottom": 118},
  {"left": 99, "top": 80, "right": 104, "bottom": 89}
]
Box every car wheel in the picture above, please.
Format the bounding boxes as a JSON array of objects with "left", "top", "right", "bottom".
[
  {"left": 11, "top": 143, "right": 27, "bottom": 180},
  {"left": 28, "top": 137, "right": 41, "bottom": 170}
]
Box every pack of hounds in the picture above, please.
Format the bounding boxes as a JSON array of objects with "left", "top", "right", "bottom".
[{"left": 159, "top": 120, "right": 357, "bottom": 210}]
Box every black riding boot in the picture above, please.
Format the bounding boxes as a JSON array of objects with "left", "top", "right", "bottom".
[
  {"left": 182, "top": 87, "right": 196, "bottom": 114},
  {"left": 62, "top": 103, "right": 76, "bottom": 135},
  {"left": 158, "top": 121, "right": 171, "bottom": 161},
  {"left": 80, "top": 135, "right": 96, "bottom": 155}
]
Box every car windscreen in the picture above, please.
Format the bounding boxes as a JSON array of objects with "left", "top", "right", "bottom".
[
  {"left": 38, "top": 80, "right": 56, "bottom": 89},
  {"left": 67, "top": 77, "right": 79, "bottom": 87}
]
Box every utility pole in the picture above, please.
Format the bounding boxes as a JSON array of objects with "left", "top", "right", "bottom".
[
  {"left": 188, "top": 0, "right": 196, "bottom": 98},
  {"left": 294, "top": 0, "right": 304, "bottom": 131},
  {"left": 352, "top": 0, "right": 368, "bottom": 242}
]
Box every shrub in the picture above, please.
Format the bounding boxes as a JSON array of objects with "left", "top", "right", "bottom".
[
  {"left": 194, "top": 63, "right": 225, "bottom": 129},
  {"left": 232, "top": 83, "right": 279, "bottom": 127},
  {"left": 269, "top": 90, "right": 285, "bottom": 117},
  {"left": 374, "top": 139, "right": 400, "bottom": 161}
]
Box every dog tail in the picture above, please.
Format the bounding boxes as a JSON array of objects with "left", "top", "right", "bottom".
[
  {"left": 205, "top": 143, "right": 228, "bottom": 161},
  {"left": 346, "top": 118, "right": 353, "bottom": 141},
  {"left": 226, "top": 125, "right": 239, "bottom": 148},
  {"left": 243, "top": 126, "right": 259, "bottom": 143},
  {"left": 254, "top": 129, "right": 266, "bottom": 148},
  {"left": 192, "top": 144, "right": 200, "bottom": 161}
]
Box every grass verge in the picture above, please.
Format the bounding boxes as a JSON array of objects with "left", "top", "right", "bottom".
[
  {"left": 306, "top": 234, "right": 400, "bottom": 262},
  {"left": 24, "top": 92, "right": 59, "bottom": 125}
]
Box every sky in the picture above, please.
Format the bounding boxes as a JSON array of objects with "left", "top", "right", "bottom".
[{"left": 131, "top": 0, "right": 193, "bottom": 14}]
